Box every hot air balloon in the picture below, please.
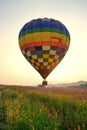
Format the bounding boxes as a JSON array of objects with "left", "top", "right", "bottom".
[{"left": 18, "top": 18, "right": 70, "bottom": 85}]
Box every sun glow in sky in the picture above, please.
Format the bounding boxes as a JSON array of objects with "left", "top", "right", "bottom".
[{"left": 0, "top": 0, "right": 87, "bottom": 86}]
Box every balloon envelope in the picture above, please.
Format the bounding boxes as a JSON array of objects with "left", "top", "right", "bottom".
[{"left": 19, "top": 18, "right": 70, "bottom": 79}]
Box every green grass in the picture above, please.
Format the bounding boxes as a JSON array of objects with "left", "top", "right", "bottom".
[{"left": 0, "top": 85, "right": 87, "bottom": 130}]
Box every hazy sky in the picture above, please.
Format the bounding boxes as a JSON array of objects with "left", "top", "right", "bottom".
[{"left": 0, "top": 0, "right": 87, "bottom": 86}]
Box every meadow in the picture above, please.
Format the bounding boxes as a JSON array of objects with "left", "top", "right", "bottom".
[{"left": 0, "top": 85, "right": 87, "bottom": 130}]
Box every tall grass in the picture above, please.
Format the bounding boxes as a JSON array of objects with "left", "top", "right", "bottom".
[{"left": 0, "top": 85, "right": 87, "bottom": 130}]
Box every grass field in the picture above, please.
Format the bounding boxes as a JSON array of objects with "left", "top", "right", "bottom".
[{"left": 0, "top": 85, "right": 87, "bottom": 130}]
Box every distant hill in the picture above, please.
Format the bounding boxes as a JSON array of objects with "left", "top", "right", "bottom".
[
  {"left": 75, "top": 82, "right": 87, "bottom": 89},
  {"left": 68, "top": 80, "right": 87, "bottom": 88},
  {"left": 47, "top": 80, "right": 87, "bottom": 88}
]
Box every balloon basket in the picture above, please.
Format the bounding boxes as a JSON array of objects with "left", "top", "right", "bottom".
[{"left": 42, "top": 80, "right": 47, "bottom": 86}]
